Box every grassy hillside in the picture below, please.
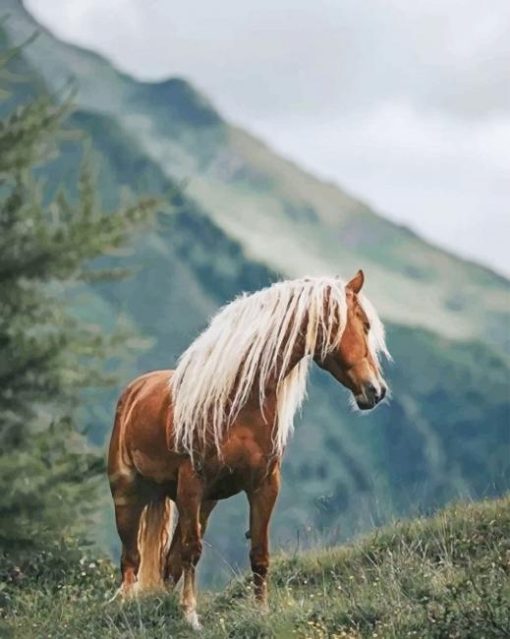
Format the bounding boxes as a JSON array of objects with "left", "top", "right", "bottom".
[{"left": 2, "top": 495, "right": 509, "bottom": 638}]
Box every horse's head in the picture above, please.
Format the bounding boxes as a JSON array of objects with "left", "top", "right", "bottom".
[{"left": 315, "top": 270, "right": 388, "bottom": 410}]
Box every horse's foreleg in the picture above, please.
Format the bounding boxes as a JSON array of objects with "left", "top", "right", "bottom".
[
  {"left": 165, "top": 499, "right": 217, "bottom": 588},
  {"left": 247, "top": 465, "right": 281, "bottom": 608},
  {"left": 176, "top": 461, "right": 204, "bottom": 630}
]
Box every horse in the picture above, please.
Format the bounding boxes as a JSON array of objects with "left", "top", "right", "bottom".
[{"left": 107, "top": 270, "right": 389, "bottom": 629}]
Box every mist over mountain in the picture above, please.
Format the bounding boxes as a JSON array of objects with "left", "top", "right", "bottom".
[{"left": 3, "top": 0, "right": 509, "bottom": 582}]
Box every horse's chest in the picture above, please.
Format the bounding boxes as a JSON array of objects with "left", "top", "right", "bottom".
[
  {"left": 204, "top": 467, "right": 245, "bottom": 500},
  {"left": 202, "top": 430, "right": 276, "bottom": 499}
]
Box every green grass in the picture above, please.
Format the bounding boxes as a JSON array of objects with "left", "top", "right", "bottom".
[{"left": 2, "top": 495, "right": 509, "bottom": 638}]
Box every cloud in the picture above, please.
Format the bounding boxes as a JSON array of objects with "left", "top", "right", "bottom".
[
  {"left": 25, "top": 0, "right": 510, "bottom": 119},
  {"left": 25, "top": 0, "right": 510, "bottom": 274},
  {"left": 256, "top": 102, "right": 509, "bottom": 268}
]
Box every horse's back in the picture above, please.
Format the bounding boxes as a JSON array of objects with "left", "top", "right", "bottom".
[{"left": 108, "top": 370, "right": 181, "bottom": 486}]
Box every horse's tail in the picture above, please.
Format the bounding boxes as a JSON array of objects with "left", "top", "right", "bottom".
[{"left": 136, "top": 497, "right": 173, "bottom": 591}]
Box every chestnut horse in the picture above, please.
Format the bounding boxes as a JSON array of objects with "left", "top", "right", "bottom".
[{"left": 108, "top": 270, "right": 389, "bottom": 628}]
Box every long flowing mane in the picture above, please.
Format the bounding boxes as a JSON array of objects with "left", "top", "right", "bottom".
[{"left": 171, "top": 276, "right": 387, "bottom": 459}]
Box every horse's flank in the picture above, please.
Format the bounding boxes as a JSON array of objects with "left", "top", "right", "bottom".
[{"left": 171, "top": 276, "right": 388, "bottom": 460}]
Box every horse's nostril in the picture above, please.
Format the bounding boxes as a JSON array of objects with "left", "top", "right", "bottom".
[
  {"left": 365, "top": 382, "right": 386, "bottom": 403},
  {"left": 366, "top": 382, "right": 377, "bottom": 398}
]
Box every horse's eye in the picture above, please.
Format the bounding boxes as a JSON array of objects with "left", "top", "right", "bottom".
[{"left": 363, "top": 322, "right": 370, "bottom": 333}]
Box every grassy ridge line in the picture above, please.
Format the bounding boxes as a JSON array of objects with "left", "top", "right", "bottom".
[{"left": 2, "top": 495, "right": 509, "bottom": 638}]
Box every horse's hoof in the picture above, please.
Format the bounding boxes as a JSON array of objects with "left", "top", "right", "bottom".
[
  {"left": 185, "top": 610, "right": 202, "bottom": 631},
  {"left": 107, "top": 587, "right": 123, "bottom": 604},
  {"left": 108, "top": 581, "right": 141, "bottom": 604}
]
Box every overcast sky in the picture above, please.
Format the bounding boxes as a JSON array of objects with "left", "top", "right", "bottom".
[{"left": 25, "top": 0, "right": 510, "bottom": 276}]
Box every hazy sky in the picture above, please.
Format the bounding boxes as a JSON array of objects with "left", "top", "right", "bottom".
[{"left": 25, "top": 0, "right": 510, "bottom": 276}]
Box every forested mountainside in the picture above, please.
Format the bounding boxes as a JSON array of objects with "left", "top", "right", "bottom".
[{"left": 2, "top": 1, "right": 509, "bottom": 582}]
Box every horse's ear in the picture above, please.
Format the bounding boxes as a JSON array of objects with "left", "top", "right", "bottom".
[{"left": 346, "top": 269, "right": 364, "bottom": 294}]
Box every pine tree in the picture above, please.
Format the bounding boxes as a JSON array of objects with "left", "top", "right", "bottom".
[{"left": 0, "top": 39, "right": 158, "bottom": 556}]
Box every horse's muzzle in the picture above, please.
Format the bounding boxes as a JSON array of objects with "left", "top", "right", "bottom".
[{"left": 356, "top": 381, "right": 386, "bottom": 410}]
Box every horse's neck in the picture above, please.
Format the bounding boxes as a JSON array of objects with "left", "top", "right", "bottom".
[
  {"left": 256, "top": 320, "right": 309, "bottom": 398},
  {"left": 245, "top": 302, "right": 332, "bottom": 408}
]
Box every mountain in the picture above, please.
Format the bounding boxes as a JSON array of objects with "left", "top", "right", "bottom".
[
  {"left": 2, "top": 0, "right": 509, "bottom": 582},
  {"left": 4, "top": 0, "right": 509, "bottom": 350}
]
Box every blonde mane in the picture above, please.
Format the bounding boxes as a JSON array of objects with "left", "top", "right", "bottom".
[{"left": 171, "top": 276, "right": 388, "bottom": 459}]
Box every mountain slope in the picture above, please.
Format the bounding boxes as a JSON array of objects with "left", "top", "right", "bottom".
[
  {"left": 4, "top": 495, "right": 510, "bottom": 638},
  {"left": 4, "top": 0, "right": 509, "bottom": 349}
]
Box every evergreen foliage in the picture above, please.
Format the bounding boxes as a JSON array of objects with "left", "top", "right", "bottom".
[{"left": 0, "top": 41, "right": 157, "bottom": 556}]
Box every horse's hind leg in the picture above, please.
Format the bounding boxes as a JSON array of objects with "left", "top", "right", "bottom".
[
  {"left": 165, "top": 499, "right": 217, "bottom": 588},
  {"left": 111, "top": 475, "right": 148, "bottom": 597}
]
